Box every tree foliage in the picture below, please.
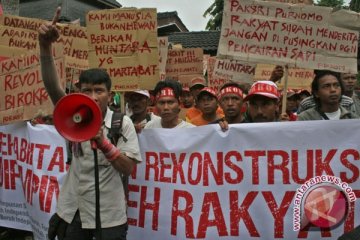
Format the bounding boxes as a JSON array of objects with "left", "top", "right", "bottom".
[
  {"left": 315, "top": 0, "right": 344, "bottom": 7},
  {"left": 350, "top": 0, "right": 360, "bottom": 12},
  {"left": 203, "top": 0, "right": 224, "bottom": 30}
]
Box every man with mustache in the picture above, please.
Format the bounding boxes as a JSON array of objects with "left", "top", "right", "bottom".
[
  {"left": 243, "top": 81, "right": 281, "bottom": 123},
  {"left": 190, "top": 87, "right": 223, "bottom": 126},
  {"left": 298, "top": 70, "right": 358, "bottom": 120},
  {"left": 125, "top": 90, "right": 160, "bottom": 133},
  {"left": 145, "top": 79, "right": 194, "bottom": 129},
  {"left": 217, "top": 82, "right": 245, "bottom": 124},
  {"left": 341, "top": 72, "right": 360, "bottom": 115}
]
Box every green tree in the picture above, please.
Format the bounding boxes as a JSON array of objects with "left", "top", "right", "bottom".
[
  {"left": 315, "top": 0, "right": 344, "bottom": 7},
  {"left": 203, "top": 0, "right": 224, "bottom": 30},
  {"left": 350, "top": 0, "right": 360, "bottom": 12}
]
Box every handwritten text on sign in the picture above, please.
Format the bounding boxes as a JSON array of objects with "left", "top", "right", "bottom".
[
  {"left": 86, "top": 8, "right": 159, "bottom": 91},
  {"left": 0, "top": 53, "right": 65, "bottom": 125},
  {"left": 166, "top": 48, "right": 204, "bottom": 80},
  {"left": 213, "top": 58, "right": 255, "bottom": 84},
  {"left": 218, "top": 0, "right": 359, "bottom": 73}
]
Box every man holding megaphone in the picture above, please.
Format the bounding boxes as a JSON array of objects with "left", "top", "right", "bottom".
[{"left": 38, "top": 7, "right": 141, "bottom": 240}]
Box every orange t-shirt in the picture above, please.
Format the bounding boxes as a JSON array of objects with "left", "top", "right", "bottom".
[
  {"left": 190, "top": 114, "right": 224, "bottom": 126},
  {"left": 186, "top": 106, "right": 224, "bottom": 122}
]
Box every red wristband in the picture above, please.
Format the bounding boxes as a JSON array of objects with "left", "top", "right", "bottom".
[{"left": 98, "top": 138, "right": 121, "bottom": 162}]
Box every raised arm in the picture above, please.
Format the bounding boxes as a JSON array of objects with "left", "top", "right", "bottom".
[{"left": 38, "top": 7, "right": 65, "bottom": 105}]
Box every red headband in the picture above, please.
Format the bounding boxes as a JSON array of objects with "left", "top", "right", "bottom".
[
  {"left": 218, "top": 86, "right": 243, "bottom": 100},
  {"left": 156, "top": 87, "right": 176, "bottom": 101}
]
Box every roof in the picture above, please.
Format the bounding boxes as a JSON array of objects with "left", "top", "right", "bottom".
[
  {"left": 157, "top": 11, "right": 188, "bottom": 32},
  {"left": 98, "top": 0, "right": 121, "bottom": 8},
  {"left": 168, "top": 31, "right": 220, "bottom": 52}
]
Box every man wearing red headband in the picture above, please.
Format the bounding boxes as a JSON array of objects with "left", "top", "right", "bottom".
[
  {"left": 191, "top": 87, "right": 224, "bottom": 126},
  {"left": 217, "top": 82, "right": 245, "bottom": 124},
  {"left": 145, "top": 80, "right": 194, "bottom": 128}
]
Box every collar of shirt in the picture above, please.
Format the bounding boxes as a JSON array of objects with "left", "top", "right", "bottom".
[{"left": 103, "top": 107, "right": 113, "bottom": 128}]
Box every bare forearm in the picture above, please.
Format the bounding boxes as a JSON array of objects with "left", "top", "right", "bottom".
[
  {"left": 111, "top": 153, "right": 136, "bottom": 176},
  {"left": 40, "top": 45, "right": 65, "bottom": 105}
]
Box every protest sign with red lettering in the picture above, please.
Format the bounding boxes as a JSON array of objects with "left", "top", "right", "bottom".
[
  {"left": 0, "top": 122, "right": 67, "bottom": 240},
  {"left": 166, "top": 48, "right": 204, "bottom": 83},
  {"left": 158, "top": 36, "right": 168, "bottom": 81},
  {"left": 218, "top": 0, "right": 359, "bottom": 73},
  {"left": 207, "top": 56, "right": 228, "bottom": 92},
  {"left": 129, "top": 120, "right": 360, "bottom": 239},
  {"left": 86, "top": 8, "right": 159, "bottom": 91},
  {"left": 213, "top": 58, "right": 256, "bottom": 84},
  {"left": 0, "top": 52, "right": 65, "bottom": 125},
  {"left": 57, "top": 23, "right": 89, "bottom": 69},
  {"left": 254, "top": 64, "right": 314, "bottom": 89},
  {"left": 0, "top": 15, "right": 44, "bottom": 51},
  {"left": 0, "top": 15, "right": 86, "bottom": 73}
]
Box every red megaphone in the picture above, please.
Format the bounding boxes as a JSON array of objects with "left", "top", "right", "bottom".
[{"left": 53, "top": 93, "right": 102, "bottom": 143}]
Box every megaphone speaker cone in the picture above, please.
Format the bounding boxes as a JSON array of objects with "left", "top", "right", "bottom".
[{"left": 53, "top": 93, "right": 102, "bottom": 142}]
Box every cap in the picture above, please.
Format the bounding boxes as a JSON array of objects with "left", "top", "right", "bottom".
[
  {"left": 190, "top": 77, "right": 206, "bottom": 89},
  {"left": 284, "top": 89, "right": 296, "bottom": 98},
  {"left": 127, "top": 90, "right": 150, "bottom": 98},
  {"left": 182, "top": 87, "right": 190, "bottom": 92},
  {"left": 243, "top": 81, "right": 279, "bottom": 101},
  {"left": 197, "top": 87, "right": 217, "bottom": 100},
  {"left": 297, "top": 89, "right": 311, "bottom": 96}
]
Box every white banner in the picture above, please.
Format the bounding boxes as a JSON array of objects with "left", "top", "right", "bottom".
[
  {"left": 0, "top": 122, "right": 67, "bottom": 240},
  {"left": 1, "top": 121, "right": 360, "bottom": 239},
  {"left": 128, "top": 120, "right": 360, "bottom": 239}
]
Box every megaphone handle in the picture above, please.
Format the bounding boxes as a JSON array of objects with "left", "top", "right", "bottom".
[{"left": 91, "top": 140, "right": 98, "bottom": 150}]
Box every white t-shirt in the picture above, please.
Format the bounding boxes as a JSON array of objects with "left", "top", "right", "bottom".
[
  {"left": 144, "top": 117, "right": 194, "bottom": 129},
  {"left": 324, "top": 108, "right": 341, "bottom": 120}
]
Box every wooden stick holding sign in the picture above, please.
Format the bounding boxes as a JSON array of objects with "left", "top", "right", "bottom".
[{"left": 281, "top": 65, "right": 289, "bottom": 114}]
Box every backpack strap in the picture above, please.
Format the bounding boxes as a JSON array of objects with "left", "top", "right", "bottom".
[
  {"left": 107, "top": 112, "right": 127, "bottom": 145},
  {"left": 107, "top": 111, "right": 130, "bottom": 203}
]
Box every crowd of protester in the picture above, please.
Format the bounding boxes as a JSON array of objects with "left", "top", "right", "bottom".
[{"left": 2, "top": 8, "right": 360, "bottom": 239}]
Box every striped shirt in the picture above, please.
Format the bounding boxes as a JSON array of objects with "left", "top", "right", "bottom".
[{"left": 297, "top": 95, "right": 354, "bottom": 114}]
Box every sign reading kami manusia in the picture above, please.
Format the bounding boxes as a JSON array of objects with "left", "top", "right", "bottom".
[
  {"left": 86, "top": 8, "right": 159, "bottom": 91},
  {"left": 218, "top": 0, "right": 359, "bottom": 73}
]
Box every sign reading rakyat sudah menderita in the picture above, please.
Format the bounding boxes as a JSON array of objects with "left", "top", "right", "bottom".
[{"left": 218, "top": 0, "right": 359, "bottom": 73}]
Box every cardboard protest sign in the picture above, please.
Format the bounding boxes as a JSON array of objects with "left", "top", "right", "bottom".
[
  {"left": 57, "top": 24, "right": 89, "bottom": 69},
  {"left": 218, "top": 0, "right": 359, "bottom": 73},
  {"left": 254, "top": 64, "right": 314, "bottom": 89},
  {"left": 0, "top": 45, "right": 26, "bottom": 62},
  {"left": 56, "top": 24, "right": 89, "bottom": 86},
  {"left": 207, "top": 57, "right": 228, "bottom": 92},
  {"left": 0, "top": 15, "right": 90, "bottom": 72},
  {"left": 158, "top": 36, "right": 168, "bottom": 81},
  {"left": 213, "top": 58, "right": 256, "bottom": 84},
  {"left": 86, "top": 8, "right": 159, "bottom": 91},
  {"left": 0, "top": 14, "right": 44, "bottom": 51},
  {"left": 166, "top": 48, "right": 204, "bottom": 81},
  {"left": 0, "top": 52, "right": 65, "bottom": 125},
  {"left": 128, "top": 120, "right": 360, "bottom": 239}
]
